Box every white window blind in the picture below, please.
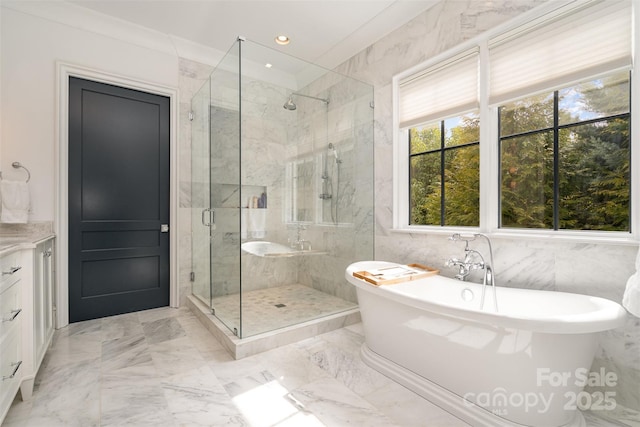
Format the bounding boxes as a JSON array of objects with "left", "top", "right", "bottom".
[
  {"left": 489, "top": 0, "right": 632, "bottom": 105},
  {"left": 398, "top": 49, "right": 478, "bottom": 129}
]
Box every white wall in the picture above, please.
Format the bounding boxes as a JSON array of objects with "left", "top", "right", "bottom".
[{"left": 0, "top": 5, "right": 179, "bottom": 221}]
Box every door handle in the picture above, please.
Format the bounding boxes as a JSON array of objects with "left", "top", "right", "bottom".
[
  {"left": 201, "top": 209, "right": 215, "bottom": 228},
  {"left": 201, "top": 208, "right": 211, "bottom": 226},
  {"left": 161, "top": 224, "right": 169, "bottom": 233}
]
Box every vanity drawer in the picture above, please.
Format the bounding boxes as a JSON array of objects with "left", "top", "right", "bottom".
[
  {"left": 0, "top": 281, "right": 21, "bottom": 339},
  {"left": 0, "top": 251, "right": 22, "bottom": 291},
  {"left": 0, "top": 325, "right": 22, "bottom": 419}
]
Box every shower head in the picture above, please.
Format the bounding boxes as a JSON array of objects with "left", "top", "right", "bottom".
[
  {"left": 283, "top": 96, "right": 297, "bottom": 110},
  {"left": 283, "top": 92, "right": 328, "bottom": 111}
]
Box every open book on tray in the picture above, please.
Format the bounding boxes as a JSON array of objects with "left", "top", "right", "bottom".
[{"left": 352, "top": 263, "right": 439, "bottom": 286}]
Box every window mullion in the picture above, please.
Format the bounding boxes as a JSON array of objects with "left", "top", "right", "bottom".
[
  {"left": 440, "top": 120, "right": 446, "bottom": 226},
  {"left": 553, "top": 91, "right": 560, "bottom": 230}
]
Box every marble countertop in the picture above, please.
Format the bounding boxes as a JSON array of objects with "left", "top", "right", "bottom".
[{"left": 0, "top": 232, "right": 55, "bottom": 257}]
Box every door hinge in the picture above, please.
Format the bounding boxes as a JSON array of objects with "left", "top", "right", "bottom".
[
  {"left": 189, "top": 111, "right": 194, "bottom": 121},
  {"left": 190, "top": 272, "right": 195, "bottom": 282}
]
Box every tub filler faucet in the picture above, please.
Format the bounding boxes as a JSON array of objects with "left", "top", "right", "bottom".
[
  {"left": 289, "top": 224, "right": 312, "bottom": 251},
  {"left": 446, "top": 233, "right": 498, "bottom": 312}
]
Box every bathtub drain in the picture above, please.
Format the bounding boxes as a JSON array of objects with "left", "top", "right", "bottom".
[{"left": 461, "top": 288, "right": 474, "bottom": 302}]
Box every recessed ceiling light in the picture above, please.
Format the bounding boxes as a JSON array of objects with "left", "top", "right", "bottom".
[
  {"left": 275, "top": 35, "right": 290, "bottom": 45},
  {"left": 265, "top": 63, "right": 273, "bottom": 68}
]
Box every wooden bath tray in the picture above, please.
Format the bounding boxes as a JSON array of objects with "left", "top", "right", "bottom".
[{"left": 353, "top": 263, "right": 439, "bottom": 286}]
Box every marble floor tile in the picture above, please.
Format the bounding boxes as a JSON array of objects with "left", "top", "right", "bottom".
[
  {"left": 101, "top": 311, "right": 145, "bottom": 341},
  {"left": 4, "top": 305, "right": 634, "bottom": 427},
  {"left": 149, "top": 336, "right": 208, "bottom": 378},
  {"left": 27, "top": 376, "right": 101, "bottom": 427},
  {"left": 299, "top": 329, "right": 392, "bottom": 396},
  {"left": 162, "top": 366, "right": 246, "bottom": 426},
  {"left": 253, "top": 344, "right": 330, "bottom": 392},
  {"left": 1, "top": 397, "right": 32, "bottom": 427},
  {"left": 44, "top": 328, "right": 103, "bottom": 369},
  {"left": 363, "top": 380, "right": 471, "bottom": 427},
  {"left": 290, "top": 377, "right": 400, "bottom": 427},
  {"left": 52, "top": 317, "right": 102, "bottom": 340},
  {"left": 101, "top": 333, "right": 152, "bottom": 373},
  {"left": 100, "top": 385, "right": 175, "bottom": 427},
  {"left": 136, "top": 306, "right": 185, "bottom": 324},
  {"left": 225, "top": 370, "right": 324, "bottom": 427},
  {"left": 141, "top": 316, "right": 187, "bottom": 345}
]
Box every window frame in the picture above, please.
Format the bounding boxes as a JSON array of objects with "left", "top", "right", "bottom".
[
  {"left": 392, "top": 0, "right": 639, "bottom": 244},
  {"left": 498, "top": 80, "right": 631, "bottom": 231},
  {"left": 408, "top": 115, "right": 481, "bottom": 227}
]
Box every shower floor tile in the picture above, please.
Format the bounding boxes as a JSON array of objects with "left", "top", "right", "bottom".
[{"left": 211, "top": 284, "right": 356, "bottom": 337}]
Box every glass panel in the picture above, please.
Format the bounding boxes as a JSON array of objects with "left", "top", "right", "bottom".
[
  {"left": 444, "top": 145, "right": 479, "bottom": 226},
  {"left": 558, "top": 118, "right": 630, "bottom": 231},
  {"left": 444, "top": 112, "right": 479, "bottom": 147},
  {"left": 410, "top": 123, "right": 440, "bottom": 154},
  {"left": 190, "top": 78, "right": 211, "bottom": 306},
  {"left": 501, "top": 132, "right": 554, "bottom": 228},
  {"left": 209, "top": 40, "right": 242, "bottom": 336},
  {"left": 559, "top": 71, "right": 630, "bottom": 126},
  {"left": 500, "top": 92, "right": 553, "bottom": 136},
  {"left": 294, "top": 158, "right": 315, "bottom": 222},
  {"left": 233, "top": 40, "right": 371, "bottom": 337},
  {"left": 410, "top": 152, "right": 441, "bottom": 225}
]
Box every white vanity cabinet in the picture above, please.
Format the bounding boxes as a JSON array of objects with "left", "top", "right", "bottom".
[
  {"left": 0, "top": 235, "right": 56, "bottom": 423},
  {"left": 0, "top": 249, "right": 24, "bottom": 422},
  {"left": 33, "top": 239, "right": 54, "bottom": 369},
  {"left": 19, "top": 237, "right": 55, "bottom": 401}
]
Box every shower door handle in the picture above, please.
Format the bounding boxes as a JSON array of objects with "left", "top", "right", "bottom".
[
  {"left": 201, "top": 208, "right": 214, "bottom": 228},
  {"left": 202, "top": 208, "right": 211, "bottom": 226}
]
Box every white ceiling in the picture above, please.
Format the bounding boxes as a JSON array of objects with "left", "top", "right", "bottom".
[{"left": 68, "top": 0, "right": 439, "bottom": 70}]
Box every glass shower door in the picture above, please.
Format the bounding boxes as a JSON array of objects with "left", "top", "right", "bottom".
[
  {"left": 191, "top": 79, "right": 211, "bottom": 307},
  {"left": 208, "top": 40, "right": 242, "bottom": 336}
]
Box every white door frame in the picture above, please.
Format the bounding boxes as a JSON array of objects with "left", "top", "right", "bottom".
[{"left": 55, "top": 62, "right": 180, "bottom": 328}]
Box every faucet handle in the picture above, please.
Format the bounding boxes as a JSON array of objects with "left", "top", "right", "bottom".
[
  {"left": 299, "top": 240, "right": 312, "bottom": 251},
  {"left": 445, "top": 257, "right": 459, "bottom": 267}
]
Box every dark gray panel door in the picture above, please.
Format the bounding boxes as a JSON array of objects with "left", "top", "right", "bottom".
[{"left": 69, "top": 77, "right": 170, "bottom": 323}]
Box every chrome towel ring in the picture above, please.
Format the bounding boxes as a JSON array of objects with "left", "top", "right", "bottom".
[{"left": 9, "top": 162, "right": 31, "bottom": 182}]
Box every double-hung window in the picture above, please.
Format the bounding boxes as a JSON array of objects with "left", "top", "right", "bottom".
[
  {"left": 399, "top": 49, "right": 480, "bottom": 226},
  {"left": 395, "top": 0, "right": 635, "bottom": 237},
  {"left": 499, "top": 72, "right": 631, "bottom": 231}
]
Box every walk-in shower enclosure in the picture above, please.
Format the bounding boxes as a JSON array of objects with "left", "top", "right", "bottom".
[{"left": 191, "top": 38, "right": 374, "bottom": 338}]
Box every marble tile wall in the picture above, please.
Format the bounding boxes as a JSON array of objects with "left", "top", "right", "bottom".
[
  {"left": 180, "top": 50, "right": 375, "bottom": 310},
  {"left": 331, "top": 0, "right": 640, "bottom": 413}
]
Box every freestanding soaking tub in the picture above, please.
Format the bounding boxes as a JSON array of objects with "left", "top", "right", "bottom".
[{"left": 346, "top": 261, "right": 627, "bottom": 427}]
